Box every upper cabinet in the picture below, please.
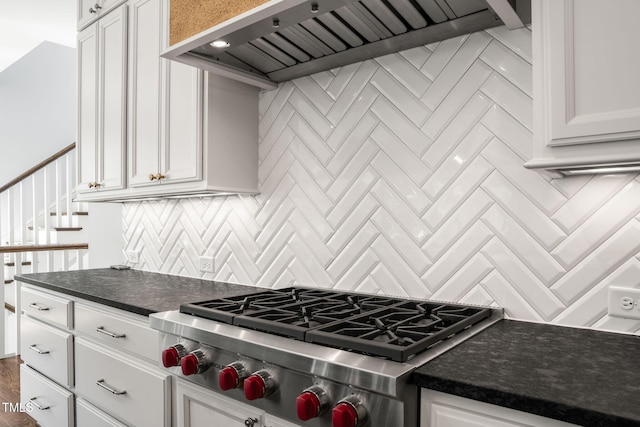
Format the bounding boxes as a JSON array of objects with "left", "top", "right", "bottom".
[
  {"left": 527, "top": 0, "right": 640, "bottom": 174},
  {"left": 78, "top": 0, "right": 127, "bottom": 30},
  {"left": 77, "top": 4, "right": 128, "bottom": 195},
  {"left": 75, "top": 0, "right": 260, "bottom": 202}
]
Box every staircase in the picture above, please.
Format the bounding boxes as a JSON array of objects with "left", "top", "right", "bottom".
[{"left": 1, "top": 143, "right": 89, "bottom": 357}]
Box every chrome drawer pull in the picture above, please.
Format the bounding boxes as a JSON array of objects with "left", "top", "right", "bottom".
[
  {"left": 96, "top": 326, "right": 126, "bottom": 338},
  {"left": 96, "top": 379, "right": 126, "bottom": 395},
  {"left": 28, "top": 344, "right": 50, "bottom": 355},
  {"left": 28, "top": 302, "right": 50, "bottom": 311},
  {"left": 29, "top": 397, "right": 50, "bottom": 410}
]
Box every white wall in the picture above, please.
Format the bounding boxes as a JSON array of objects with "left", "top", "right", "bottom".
[
  {"left": 0, "top": 41, "right": 77, "bottom": 188},
  {"left": 122, "top": 27, "right": 640, "bottom": 334}
]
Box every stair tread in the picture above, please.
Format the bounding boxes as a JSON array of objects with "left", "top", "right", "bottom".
[
  {"left": 27, "top": 226, "right": 83, "bottom": 231},
  {"left": 50, "top": 211, "right": 88, "bottom": 216}
]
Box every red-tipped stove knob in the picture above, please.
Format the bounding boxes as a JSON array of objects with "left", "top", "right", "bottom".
[
  {"left": 162, "top": 347, "right": 180, "bottom": 367},
  {"left": 244, "top": 370, "right": 276, "bottom": 400},
  {"left": 218, "top": 362, "right": 246, "bottom": 391},
  {"left": 332, "top": 403, "right": 358, "bottom": 427},
  {"left": 161, "top": 343, "right": 188, "bottom": 368},
  {"left": 180, "top": 350, "right": 210, "bottom": 376},
  {"left": 297, "top": 386, "right": 329, "bottom": 421},
  {"left": 332, "top": 397, "right": 366, "bottom": 427}
]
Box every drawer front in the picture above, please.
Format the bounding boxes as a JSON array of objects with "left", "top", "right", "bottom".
[
  {"left": 75, "top": 337, "right": 170, "bottom": 427},
  {"left": 77, "top": 397, "right": 128, "bottom": 427},
  {"left": 20, "top": 365, "right": 74, "bottom": 427},
  {"left": 21, "top": 315, "right": 73, "bottom": 388},
  {"left": 21, "top": 286, "right": 73, "bottom": 329},
  {"left": 75, "top": 302, "right": 159, "bottom": 362}
]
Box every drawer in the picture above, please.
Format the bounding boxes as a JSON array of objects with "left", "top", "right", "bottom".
[
  {"left": 75, "top": 302, "right": 159, "bottom": 362},
  {"left": 77, "top": 397, "right": 128, "bottom": 427},
  {"left": 21, "top": 286, "right": 73, "bottom": 329},
  {"left": 75, "top": 337, "right": 171, "bottom": 427},
  {"left": 21, "top": 315, "right": 73, "bottom": 388},
  {"left": 20, "top": 364, "right": 74, "bottom": 427}
]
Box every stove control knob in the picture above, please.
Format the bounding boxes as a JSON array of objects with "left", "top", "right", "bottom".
[
  {"left": 180, "top": 350, "right": 210, "bottom": 376},
  {"left": 218, "top": 362, "right": 247, "bottom": 391},
  {"left": 161, "top": 343, "right": 188, "bottom": 368},
  {"left": 332, "top": 396, "right": 367, "bottom": 427},
  {"left": 244, "top": 370, "right": 276, "bottom": 400},
  {"left": 296, "top": 386, "right": 330, "bottom": 421}
]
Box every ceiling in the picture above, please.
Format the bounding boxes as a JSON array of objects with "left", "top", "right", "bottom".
[{"left": 0, "top": 0, "right": 76, "bottom": 72}]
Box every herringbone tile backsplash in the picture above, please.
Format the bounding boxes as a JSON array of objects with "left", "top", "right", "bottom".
[{"left": 123, "top": 27, "right": 640, "bottom": 333}]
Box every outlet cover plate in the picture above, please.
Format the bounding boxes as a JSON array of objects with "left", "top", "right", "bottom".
[
  {"left": 608, "top": 286, "right": 640, "bottom": 319},
  {"left": 199, "top": 256, "right": 214, "bottom": 273},
  {"left": 126, "top": 250, "right": 140, "bottom": 264}
]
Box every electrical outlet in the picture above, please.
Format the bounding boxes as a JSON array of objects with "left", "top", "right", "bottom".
[
  {"left": 608, "top": 286, "right": 640, "bottom": 319},
  {"left": 126, "top": 250, "right": 140, "bottom": 264},
  {"left": 199, "top": 256, "right": 214, "bottom": 273}
]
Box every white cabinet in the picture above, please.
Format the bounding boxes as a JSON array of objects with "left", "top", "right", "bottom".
[
  {"left": 527, "top": 0, "right": 640, "bottom": 173},
  {"left": 76, "top": 0, "right": 259, "bottom": 202},
  {"left": 76, "top": 398, "right": 128, "bottom": 427},
  {"left": 128, "top": 0, "right": 203, "bottom": 189},
  {"left": 78, "top": 0, "right": 126, "bottom": 30},
  {"left": 20, "top": 316, "right": 74, "bottom": 388},
  {"left": 20, "top": 365, "right": 75, "bottom": 427},
  {"left": 19, "top": 283, "right": 170, "bottom": 427},
  {"left": 175, "top": 378, "right": 301, "bottom": 427},
  {"left": 77, "top": 4, "right": 127, "bottom": 194},
  {"left": 421, "top": 390, "right": 579, "bottom": 427},
  {"left": 75, "top": 337, "right": 171, "bottom": 427}
]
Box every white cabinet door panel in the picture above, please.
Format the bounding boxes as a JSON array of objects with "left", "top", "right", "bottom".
[{"left": 176, "top": 378, "right": 264, "bottom": 427}]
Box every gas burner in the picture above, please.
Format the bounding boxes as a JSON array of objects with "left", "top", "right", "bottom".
[{"left": 180, "top": 287, "right": 492, "bottom": 362}]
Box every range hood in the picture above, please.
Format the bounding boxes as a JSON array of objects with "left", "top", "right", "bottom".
[{"left": 163, "top": 0, "right": 531, "bottom": 90}]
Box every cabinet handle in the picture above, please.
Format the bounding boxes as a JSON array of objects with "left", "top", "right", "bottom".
[
  {"left": 96, "top": 379, "right": 127, "bottom": 395},
  {"left": 89, "top": 7, "right": 96, "bottom": 13},
  {"left": 28, "top": 302, "right": 50, "bottom": 311},
  {"left": 29, "top": 344, "right": 50, "bottom": 355},
  {"left": 149, "top": 173, "right": 166, "bottom": 181},
  {"left": 88, "top": 181, "right": 101, "bottom": 188},
  {"left": 29, "top": 397, "right": 50, "bottom": 411},
  {"left": 96, "top": 326, "right": 126, "bottom": 338},
  {"left": 244, "top": 418, "right": 258, "bottom": 427}
]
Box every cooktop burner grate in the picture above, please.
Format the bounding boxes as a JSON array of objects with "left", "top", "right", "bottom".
[{"left": 180, "top": 287, "right": 492, "bottom": 362}]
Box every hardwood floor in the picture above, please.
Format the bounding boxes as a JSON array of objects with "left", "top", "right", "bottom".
[{"left": 0, "top": 356, "right": 39, "bottom": 427}]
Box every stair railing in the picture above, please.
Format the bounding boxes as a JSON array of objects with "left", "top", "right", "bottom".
[{"left": 0, "top": 143, "right": 89, "bottom": 358}]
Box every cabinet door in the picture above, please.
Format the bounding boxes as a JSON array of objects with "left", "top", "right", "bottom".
[
  {"left": 161, "top": 60, "right": 203, "bottom": 184},
  {"left": 128, "top": 0, "right": 162, "bottom": 187},
  {"left": 77, "top": 23, "right": 98, "bottom": 192},
  {"left": 175, "top": 378, "right": 264, "bottom": 427},
  {"left": 264, "top": 414, "right": 302, "bottom": 427},
  {"left": 97, "top": 4, "right": 127, "bottom": 191},
  {"left": 421, "top": 390, "right": 579, "bottom": 427},
  {"left": 540, "top": 0, "right": 640, "bottom": 146},
  {"left": 77, "top": 5, "right": 127, "bottom": 194}
]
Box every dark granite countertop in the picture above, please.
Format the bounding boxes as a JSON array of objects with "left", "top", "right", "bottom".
[
  {"left": 15, "top": 268, "right": 259, "bottom": 316},
  {"left": 414, "top": 319, "right": 640, "bottom": 427}
]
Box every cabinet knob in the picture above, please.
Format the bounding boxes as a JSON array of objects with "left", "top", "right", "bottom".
[
  {"left": 149, "top": 173, "right": 166, "bottom": 181},
  {"left": 244, "top": 417, "right": 258, "bottom": 427}
]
